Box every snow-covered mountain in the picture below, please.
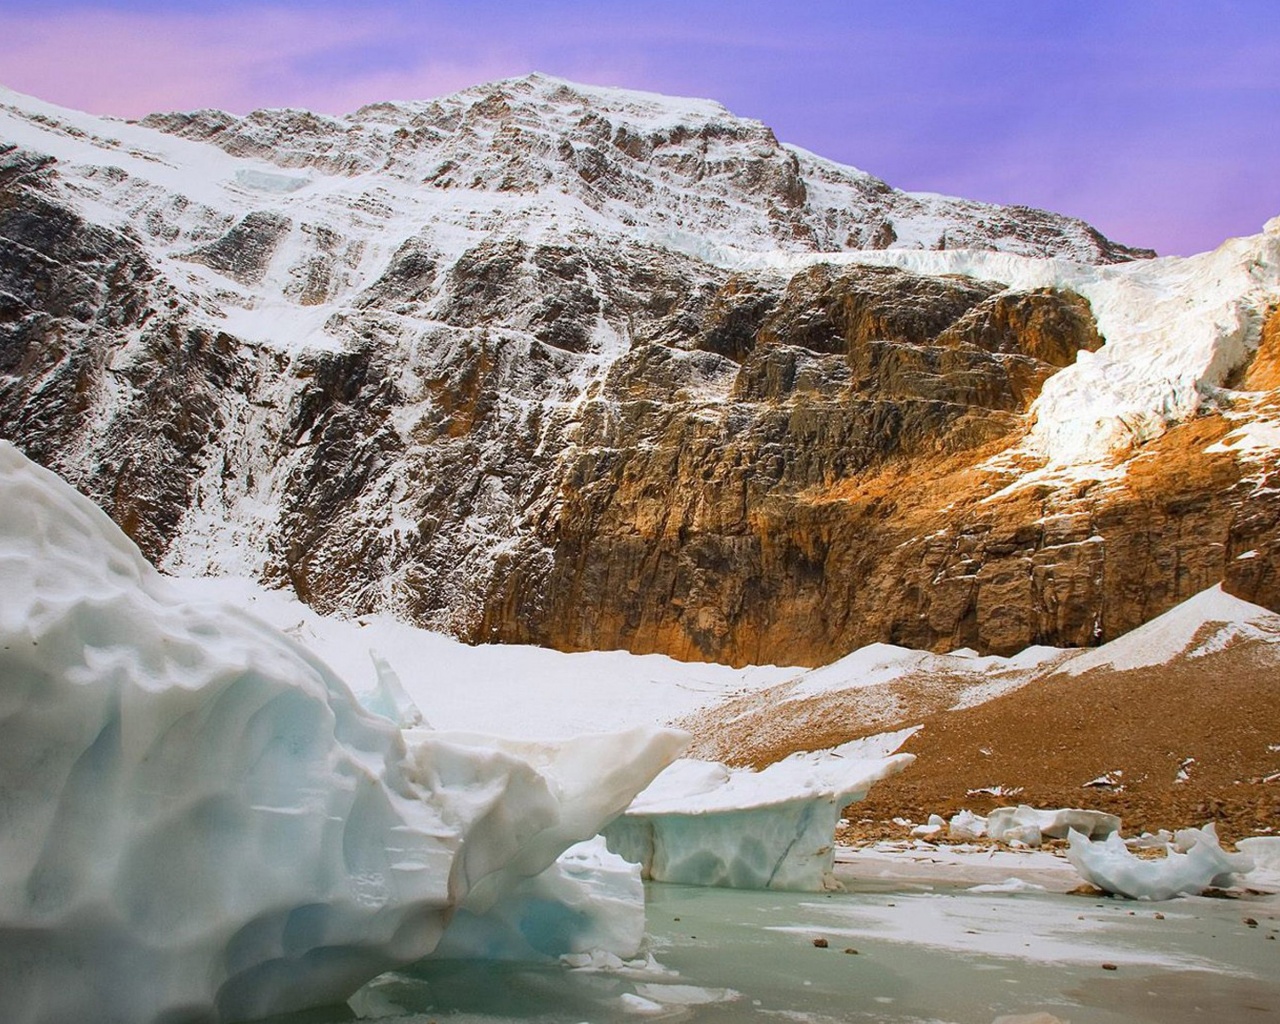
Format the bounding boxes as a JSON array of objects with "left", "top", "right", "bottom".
[
  {"left": 133, "top": 72, "right": 1151, "bottom": 264},
  {"left": 1, "top": 74, "right": 1278, "bottom": 665}
]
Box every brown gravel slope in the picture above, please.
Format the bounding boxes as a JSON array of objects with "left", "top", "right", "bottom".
[
  {"left": 680, "top": 606, "right": 1280, "bottom": 843},
  {"left": 855, "top": 637, "right": 1280, "bottom": 842}
]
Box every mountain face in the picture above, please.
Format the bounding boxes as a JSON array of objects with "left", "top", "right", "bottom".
[{"left": 1, "top": 74, "right": 1278, "bottom": 666}]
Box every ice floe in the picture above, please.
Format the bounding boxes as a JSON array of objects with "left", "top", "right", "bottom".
[{"left": 604, "top": 731, "right": 916, "bottom": 890}]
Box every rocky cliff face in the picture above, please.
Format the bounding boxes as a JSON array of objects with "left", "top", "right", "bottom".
[{"left": 2, "top": 75, "right": 1277, "bottom": 666}]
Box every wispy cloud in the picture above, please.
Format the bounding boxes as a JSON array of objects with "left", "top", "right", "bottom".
[
  {"left": 1, "top": 9, "right": 365, "bottom": 114},
  {"left": 0, "top": 7, "right": 536, "bottom": 115}
]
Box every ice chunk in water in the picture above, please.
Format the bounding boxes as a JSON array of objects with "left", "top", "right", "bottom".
[
  {"left": 604, "top": 732, "right": 914, "bottom": 890},
  {"left": 1066, "top": 824, "right": 1254, "bottom": 900},
  {"left": 0, "top": 442, "right": 685, "bottom": 1024}
]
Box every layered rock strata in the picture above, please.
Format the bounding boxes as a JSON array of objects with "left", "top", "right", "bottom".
[{"left": 2, "top": 76, "right": 1277, "bottom": 666}]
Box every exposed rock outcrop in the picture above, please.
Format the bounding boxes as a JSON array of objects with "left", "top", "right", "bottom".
[{"left": 2, "top": 77, "right": 1277, "bottom": 668}]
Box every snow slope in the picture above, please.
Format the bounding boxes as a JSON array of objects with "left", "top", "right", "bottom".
[
  {"left": 1062, "top": 583, "right": 1280, "bottom": 676},
  {"left": 168, "top": 576, "right": 800, "bottom": 739},
  {"left": 184, "top": 572, "right": 1280, "bottom": 755}
]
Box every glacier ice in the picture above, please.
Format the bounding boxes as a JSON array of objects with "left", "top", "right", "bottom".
[
  {"left": 948, "top": 809, "right": 988, "bottom": 840},
  {"left": 430, "top": 835, "right": 645, "bottom": 962},
  {"left": 941, "top": 806, "right": 1120, "bottom": 848},
  {"left": 1236, "top": 835, "right": 1280, "bottom": 874},
  {"left": 1065, "top": 824, "right": 1254, "bottom": 900},
  {"left": 0, "top": 442, "right": 686, "bottom": 1024},
  {"left": 986, "top": 805, "right": 1120, "bottom": 847},
  {"left": 603, "top": 732, "right": 915, "bottom": 890}
]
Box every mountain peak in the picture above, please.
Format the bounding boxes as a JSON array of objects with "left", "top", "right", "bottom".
[{"left": 355, "top": 72, "right": 741, "bottom": 130}]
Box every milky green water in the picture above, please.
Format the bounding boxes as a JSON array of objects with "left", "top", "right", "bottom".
[{"left": 260, "top": 878, "right": 1280, "bottom": 1024}]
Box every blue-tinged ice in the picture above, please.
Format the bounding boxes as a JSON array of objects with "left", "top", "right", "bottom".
[
  {"left": 1065, "top": 823, "right": 1255, "bottom": 900},
  {"left": 0, "top": 442, "right": 686, "bottom": 1024},
  {"left": 604, "top": 731, "right": 916, "bottom": 890}
]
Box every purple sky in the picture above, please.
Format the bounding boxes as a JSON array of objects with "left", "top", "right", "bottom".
[{"left": 2, "top": 0, "right": 1276, "bottom": 256}]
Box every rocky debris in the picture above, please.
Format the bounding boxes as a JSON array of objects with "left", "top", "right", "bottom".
[{"left": 840, "top": 623, "right": 1280, "bottom": 841}]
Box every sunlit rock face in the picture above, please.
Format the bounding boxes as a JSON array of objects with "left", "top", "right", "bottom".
[
  {"left": 0, "top": 443, "right": 684, "bottom": 1024},
  {"left": 2, "top": 75, "right": 1279, "bottom": 666}
]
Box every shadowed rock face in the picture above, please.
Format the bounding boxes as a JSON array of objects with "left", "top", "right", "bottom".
[
  {"left": 182, "top": 211, "right": 291, "bottom": 286},
  {"left": 471, "top": 364, "right": 1276, "bottom": 665},
  {"left": 1, "top": 82, "right": 1276, "bottom": 667}
]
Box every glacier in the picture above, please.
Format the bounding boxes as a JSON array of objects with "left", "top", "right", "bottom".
[
  {"left": 604, "top": 731, "right": 916, "bottom": 890},
  {"left": 0, "top": 441, "right": 686, "bottom": 1024},
  {"left": 746, "top": 214, "right": 1280, "bottom": 466}
]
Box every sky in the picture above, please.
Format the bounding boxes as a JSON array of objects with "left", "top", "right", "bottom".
[{"left": 0, "top": 0, "right": 1276, "bottom": 256}]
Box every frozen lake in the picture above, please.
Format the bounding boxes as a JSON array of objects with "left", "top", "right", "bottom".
[{"left": 262, "top": 857, "right": 1280, "bottom": 1024}]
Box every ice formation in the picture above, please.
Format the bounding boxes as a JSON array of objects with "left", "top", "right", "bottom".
[
  {"left": 911, "top": 813, "right": 948, "bottom": 837},
  {"left": 604, "top": 731, "right": 915, "bottom": 890},
  {"left": 986, "top": 805, "right": 1120, "bottom": 846},
  {"left": 1236, "top": 836, "right": 1280, "bottom": 875},
  {"left": 948, "top": 809, "right": 988, "bottom": 840},
  {"left": 430, "top": 836, "right": 646, "bottom": 962},
  {"left": 1065, "top": 824, "right": 1254, "bottom": 900},
  {"left": 749, "top": 215, "right": 1280, "bottom": 466},
  {"left": 0, "top": 442, "right": 686, "bottom": 1024}
]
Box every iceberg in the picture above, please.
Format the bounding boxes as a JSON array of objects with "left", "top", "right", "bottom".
[
  {"left": 430, "top": 835, "right": 645, "bottom": 962},
  {"left": 0, "top": 443, "right": 686, "bottom": 1024},
  {"left": 604, "top": 731, "right": 915, "bottom": 890},
  {"left": 1065, "top": 824, "right": 1254, "bottom": 900}
]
